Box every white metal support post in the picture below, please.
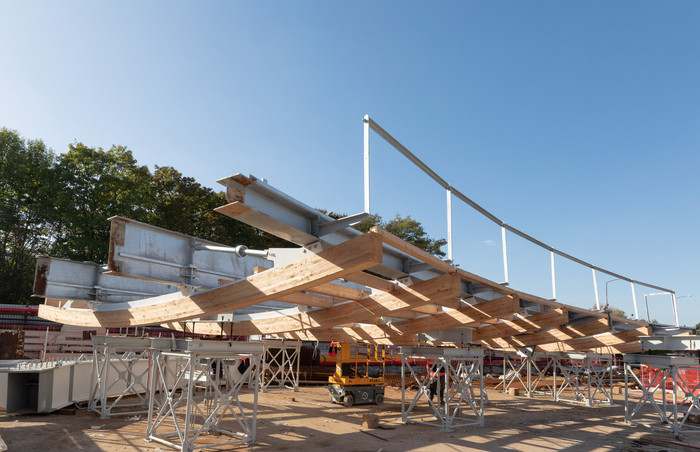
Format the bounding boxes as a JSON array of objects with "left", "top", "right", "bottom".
[
  {"left": 501, "top": 226, "right": 509, "bottom": 285},
  {"left": 551, "top": 353, "right": 613, "bottom": 406},
  {"left": 363, "top": 114, "right": 371, "bottom": 214},
  {"left": 624, "top": 354, "right": 700, "bottom": 439},
  {"left": 498, "top": 353, "right": 554, "bottom": 398},
  {"left": 630, "top": 282, "right": 639, "bottom": 320},
  {"left": 592, "top": 269, "right": 601, "bottom": 310},
  {"left": 550, "top": 251, "right": 557, "bottom": 300},
  {"left": 88, "top": 336, "right": 154, "bottom": 419},
  {"left": 446, "top": 187, "right": 453, "bottom": 262},
  {"left": 261, "top": 340, "right": 301, "bottom": 392},
  {"left": 146, "top": 340, "right": 264, "bottom": 452},
  {"left": 400, "top": 347, "right": 485, "bottom": 431}
]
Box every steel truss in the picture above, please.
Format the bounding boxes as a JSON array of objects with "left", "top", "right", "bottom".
[
  {"left": 89, "top": 336, "right": 156, "bottom": 419},
  {"left": 498, "top": 352, "right": 613, "bottom": 406},
  {"left": 146, "top": 340, "right": 264, "bottom": 452},
  {"left": 551, "top": 352, "right": 613, "bottom": 406},
  {"left": 624, "top": 354, "right": 700, "bottom": 438},
  {"left": 499, "top": 353, "right": 555, "bottom": 397},
  {"left": 400, "top": 347, "right": 485, "bottom": 431},
  {"left": 261, "top": 339, "right": 301, "bottom": 392}
]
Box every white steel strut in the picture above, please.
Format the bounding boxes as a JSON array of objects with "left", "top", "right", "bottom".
[
  {"left": 400, "top": 347, "right": 485, "bottom": 431},
  {"left": 624, "top": 354, "right": 700, "bottom": 438},
  {"left": 88, "top": 336, "right": 155, "bottom": 419},
  {"left": 146, "top": 340, "right": 264, "bottom": 452},
  {"left": 261, "top": 340, "right": 301, "bottom": 392}
]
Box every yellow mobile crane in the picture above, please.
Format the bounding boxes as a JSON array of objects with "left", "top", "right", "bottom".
[{"left": 328, "top": 342, "right": 385, "bottom": 407}]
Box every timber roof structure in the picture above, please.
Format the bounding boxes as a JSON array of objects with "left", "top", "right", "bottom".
[{"left": 35, "top": 173, "right": 684, "bottom": 354}]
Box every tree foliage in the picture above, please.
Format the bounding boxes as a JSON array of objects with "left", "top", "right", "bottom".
[
  {"left": 0, "top": 128, "right": 58, "bottom": 304},
  {"left": 0, "top": 129, "right": 293, "bottom": 304},
  {"left": 354, "top": 213, "right": 447, "bottom": 257}
]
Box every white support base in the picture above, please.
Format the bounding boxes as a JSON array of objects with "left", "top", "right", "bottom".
[
  {"left": 88, "top": 336, "right": 156, "bottom": 419},
  {"left": 146, "top": 340, "right": 264, "bottom": 452},
  {"left": 261, "top": 339, "right": 301, "bottom": 392},
  {"left": 624, "top": 354, "right": 700, "bottom": 438},
  {"left": 400, "top": 347, "right": 485, "bottom": 431}
]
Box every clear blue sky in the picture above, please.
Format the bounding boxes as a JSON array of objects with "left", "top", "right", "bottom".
[{"left": 1, "top": 1, "right": 698, "bottom": 326}]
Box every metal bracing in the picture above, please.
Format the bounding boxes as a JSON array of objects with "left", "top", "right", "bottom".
[
  {"left": 146, "top": 340, "right": 263, "bottom": 452},
  {"left": 88, "top": 336, "right": 154, "bottom": 419},
  {"left": 551, "top": 353, "right": 613, "bottom": 406},
  {"left": 400, "top": 347, "right": 485, "bottom": 431},
  {"left": 261, "top": 340, "right": 301, "bottom": 392},
  {"left": 624, "top": 354, "right": 700, "bottom": 438},
  {"left": 499, "top": 353, "right": 554, "bottom": 398}
]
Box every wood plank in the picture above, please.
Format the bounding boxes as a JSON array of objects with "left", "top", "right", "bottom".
[
  {"left": 471, "top": 309, "right": 568, "bottom": 341},
  {"left": 379, "top": 295, "right": 519, "bottom": 337},
  {"left": 271, "top": 329, "right": 420, "bottom": 346},
  {"left": 344, "top": 271, "right": 397, "bottom": 292},
  {"left": 278, "top": 292, "right": 340, "bottom": 308},
  {"left": 38, "top": 231, "right": 384, "bottom": 327},
  {"left": 208, "top": 273, "right": 462, "bottom": 335},
  {"left": 507, "top": 318, "right": 611, "bottom": 347},
  {"left": 373, "top": 226, "right": 648, "bottom": 330},
  {"left": 307, "top": 282, "right": 370, "bottom": 300}
]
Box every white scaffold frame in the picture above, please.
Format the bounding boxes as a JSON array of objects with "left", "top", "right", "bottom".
[
  {"left": 551, "top": 352, "right": 614, "bottom": 406},
  {"left": 261, "top": 339, "right": 301, "bottom": 392},
  {"left": 624, "top": 354, "right": 700, "bottom": 438},
  {"left": 88, "top": 336, "right": 156, "bottom": 419},
  {"left": 400, "top": 346, "right": 485, "bottom": 431},
  {"left": 498, "top": 352, "right": 555, "bottom": 398},
  {"left": 146, "top": 340, "right": 264, "bottom": 452}
]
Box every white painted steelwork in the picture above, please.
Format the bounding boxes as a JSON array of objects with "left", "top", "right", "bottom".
[
  {"left": 363, "top": 115, "right": 676, "bottom": 317},
  {"left": 640, "top": 335, "right": 700, "bottom": 351},
  {"left": 88, "top": 336, "right": 180, "bottom": 419},
  {"left": 107, "top": 216, "right": 270, "bottom": 289},
  {"left": 499, "top": 353, "right": 554, "bottom": 398},
  {"left": 146, "top": 340, "right": 263, "bottom": 451},
  {"left": 400, "top": 346, "right": 485, "bottom": 431},
  {"left": 624, "top": 354, "right": 700, "bottom": 438},
  {"left": 33, "top": 257, "right": 180, "bottom": 303},
  {"left": 551, "top": 352, "right": 614, "bottom": 406},
  {"left": 501, "top": 226, "right": 509, "bottom": 285},
  {"left": 261, "top": 340, "right": 301, "bottom": 392}
]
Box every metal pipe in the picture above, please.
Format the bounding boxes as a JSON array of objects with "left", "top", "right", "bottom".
[
  {"left": 193, "top": 244, "right": 268, "bottom": 259},
  {"left": 363, "top": 115, "right": 371, "bottom": 214},
  {"left": 630, "top": 282, "right": 639, "bottom": 320},
  {"left": 550, "top": 251, "right": 557, "bottom": 300},
  {"left": 672, "top": 293, "right": 679, "bottom": 327},
  {"left": 592, "top": 269, "right": 600, "bottom": 310},
  {"left": 365, "top": 115, "right": 675, "bottom": 295},
  {"left": 446, "top": 187, "right": 453, "bottom": 262},
  {"left": 501, "top": 226, "right": 509, "bottom": 285}
]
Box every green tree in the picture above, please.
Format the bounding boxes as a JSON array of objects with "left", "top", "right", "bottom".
[
  {"left": 0, "top": 128, "right": 58, "bottom": 304},
  {"left": 51, "top": 143, "right": 153, "bottom": 263},
  {"left": 148, "top": 166, "right": 289, "bottom": 249},
  {"left": 354, "top": 213, "right": 447, "bottom": 257}
]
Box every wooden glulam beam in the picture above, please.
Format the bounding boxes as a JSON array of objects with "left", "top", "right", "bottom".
[
  {"left": 196, "top": 272, "right": 462, "bottom": 336},
  {"left": 372, "top": 226, "right": 649, "bottom": 330},
  {"left": 38, "top": 231, "right": 384, "bottom": 327},
  {"left": 471, "top": 309, "right": 568, "bottom": 341},
  {"left": 376, "top": 295, "right": 519, "bottom": 337}
]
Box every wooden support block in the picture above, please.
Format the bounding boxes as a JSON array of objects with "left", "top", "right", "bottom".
[
  {"left": 362, "top": 414, "right": 380, "bottom": 429},
  {"left": 508, "top": 388, "right": 521, "bottom": 396}
]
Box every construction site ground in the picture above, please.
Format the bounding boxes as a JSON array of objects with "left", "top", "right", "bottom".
[{"left": 2, "top": 384, "right": 699, "bottom": 452}]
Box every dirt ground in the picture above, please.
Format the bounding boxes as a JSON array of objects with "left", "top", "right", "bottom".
[{"left": 1, "top": 385, "right": 699, "bottom": 452}]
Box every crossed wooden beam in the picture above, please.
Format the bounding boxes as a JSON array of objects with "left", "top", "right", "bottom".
[{"left": 39, "top": 226, "right": 650, "bottom": 353}]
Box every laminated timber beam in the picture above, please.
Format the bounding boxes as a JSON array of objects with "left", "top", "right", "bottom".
[
  {"left": 38, "top": 232, "right": 383, "bottom": 327},
  {"left": 470, "top": 309, "right": 568, "bottom": 341},
  {"left": 169, "top": 273, "right": 462, "bottom": 336}
]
